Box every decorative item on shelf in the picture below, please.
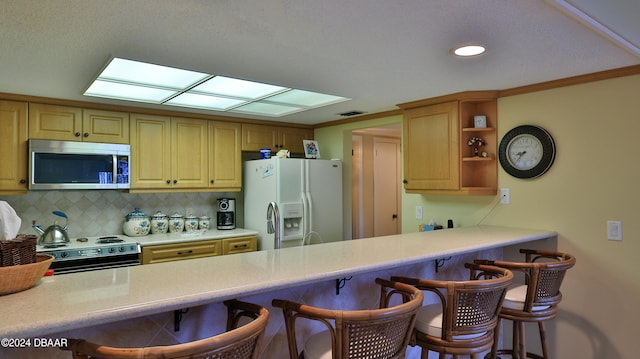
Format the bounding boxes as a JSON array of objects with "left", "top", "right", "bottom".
[
  {"left": 467, "top": 137, "right": 485, "bottom": 157},
  {"left": 275, "top": 149, "right": 290, "bottom": 158},
  {"left": 259, "top": 148, "right": 271, "bottom": 159},
  {"left": 474, "top": 115, "right": 487, "bottom": 128},
  {"left": 198, "top": 215, "right": 211, "bottom": 230},
  {"left": 303, "top": 140, "right": 320, "bottom": 159}
]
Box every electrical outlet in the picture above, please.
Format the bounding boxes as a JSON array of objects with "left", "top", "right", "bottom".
[
  {"left": 607, "top": 220, "right": 622, "bottom": 241},
  {"left": 500, "top": 188, "right": 510, "bottom": 204},
  {"left": 415, "top": 206, "right": 423, "bottom": 220}
]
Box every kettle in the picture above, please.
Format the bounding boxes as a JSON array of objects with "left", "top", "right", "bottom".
[{"left": 32, "top": 211, "right": 70, "bottom": 245}]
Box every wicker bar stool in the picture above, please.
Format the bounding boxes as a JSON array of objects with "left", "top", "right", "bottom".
[
  {"left": 392, "top": 263, "right": 514, "bottom": 359},
  {"left": 62, "top": 300, "right": 268, "bottom": 359},
  {"left": 272, "top": 278, "right": 423, "bottom": 359},
  {"left": 477, "top": 249, "right": 576, "bottom": 359}
]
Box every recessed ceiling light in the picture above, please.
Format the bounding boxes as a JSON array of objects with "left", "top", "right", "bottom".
[
  {"left": 451, "top": 44, "right": 486, "bottom": 57},
  {"left": 84, "top": 57, "right": 350, "bottom": 117}
]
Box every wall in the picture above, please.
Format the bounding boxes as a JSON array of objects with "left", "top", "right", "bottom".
[
  {"left": 315, "top": 74, "right": 640, "bottom": 359},
  {"left": 0, "top": 191, "right": 241, "bottom": 238}
]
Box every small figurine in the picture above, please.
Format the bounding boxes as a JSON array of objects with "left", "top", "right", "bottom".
[{"left": 467, "top": 137, "right": 485, "bottom": 157}]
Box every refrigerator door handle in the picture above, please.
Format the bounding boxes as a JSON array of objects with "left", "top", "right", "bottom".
[{"left": 301, "top": 191, "right": 310, "bottom": 244}]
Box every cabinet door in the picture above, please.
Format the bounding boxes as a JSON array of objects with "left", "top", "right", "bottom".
[
  {"left": 403, "top": 101, "right": 459, "bottom": 191},
  {"left": 82, "top": 109, "right": 129, "bottom": 144},
  {"left": 130, "top": 113, "right": 172, "bottom": 189},
  {"left": 141, "top": 239, "right": 222, "bottom": 264},
  {"left": 280, "top": 127, "right": 313, "bottom": 154},
  {"left": 171, "top": 117, "right": 209, "bottom": 188},
  {"left": 209, "top": 121, "right": 241, "bottom": 190},
  {"left": 28, "top": 103, "right": 82, "bottom": 141},
  {"left": 241, "top": 123, "right": 278, "bottom": 151},
  {"left": 222, "top": 236, "right": 257, "bottom": 255},
  {"left": 0, "top": 100, "right": 28, "bottom": 193}
]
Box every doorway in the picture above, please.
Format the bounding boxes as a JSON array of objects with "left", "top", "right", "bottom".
[{"left": 352, "top": 125, "right": 402, "bottom": 239}]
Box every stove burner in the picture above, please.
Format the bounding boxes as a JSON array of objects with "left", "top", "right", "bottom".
[
  {"left": 77, "top": 237, "right": 88, "bottom": 242},
  {"left": 43, "top": 243, "right": 67, "bottom": 248},
  {"left": 96, "top": 236, "right": 124, "bottom": 244}
]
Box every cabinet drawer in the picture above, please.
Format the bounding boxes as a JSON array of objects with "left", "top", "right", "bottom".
[
  {"left": 141, "top": 239, "right": 221, "bottom": 264},
  {"left": 222, "top": 236, "right": 257, "bottom": 255}
]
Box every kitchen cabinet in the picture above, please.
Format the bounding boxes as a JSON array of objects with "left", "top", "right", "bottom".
[
  {"left": 208, "top": 121, "right": 242, "bottom": 191},
  {"left": 399, "top": 91, "right": 497, "bottom": 195},
  {"left": 0, "top": 100, "right": 28, "bottom": 194},
  {"left": 241, "top": 123, "right": 313, "bottom": 154},
  {"left": 129, "top": 114, "right": 209, "bottom": 190},
  {"left": 222, "top": 236, "right": 257, "bottom": 255},
  {"left": 140, "top": 236, "right": 257, "bottom": 264},
  {"left": 141, "top": 239, "right": 222, "bottom": 264},
  {"left": 29, "top": 103, "right": 129, "bottom": 143}
]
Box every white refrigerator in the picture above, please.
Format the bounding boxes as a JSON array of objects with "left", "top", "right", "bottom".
[{"left": 244, "top": 158, "right": 344, "bottom": 250}]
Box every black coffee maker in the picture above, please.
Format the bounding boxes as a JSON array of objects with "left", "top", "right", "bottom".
[{"left": 216, "top": 198, "right": 236, "bottom": 230}]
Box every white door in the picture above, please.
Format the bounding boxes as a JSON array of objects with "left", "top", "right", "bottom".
[{"left": 373, "top": 138, "right": 401, "bottom": 236}]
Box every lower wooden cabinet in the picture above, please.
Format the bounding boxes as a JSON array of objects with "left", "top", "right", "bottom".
[
  {"left": 141, "top": 239, "right": 222, "bottom": 264},
  {"left": 141, "top": 236, "right": 257, "bottom": 264},
  {"left": 222, "top": 236, "right": 258, "bottom": 255}
]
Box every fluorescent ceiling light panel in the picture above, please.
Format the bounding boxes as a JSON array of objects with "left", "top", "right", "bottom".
[
  {"left": 99, "top": 58, "right": 209, "bottom": 88},
  {"left": 231, "top": 102, "right": 304, "bottom": 117},
  {"left": 165, "top": 93, "right": 247, "bottom": 110},
  {"left": 84, "top": 80, "right": 178, "bottom": 103},
  {"left": 452, "top": 45, "right": 486, "bottom": 57},
  {"left": 192, "top": 76, "right": 287, "bottom": 99},
  {"left": 84, "top": 58, "right": 350, "bottom": 117},
  {"left": 265, "top": 89, "right": 348, "bottom": 107}
]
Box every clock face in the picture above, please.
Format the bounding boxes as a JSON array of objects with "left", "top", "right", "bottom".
[
  {"left": 506, "top": 134, "right": 543, "bottom": 170},
  {"left": 499, "top": 125, "right": 556, "bottom": 179}
]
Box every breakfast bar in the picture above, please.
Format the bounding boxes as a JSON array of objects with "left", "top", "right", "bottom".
[{"left": 0, "top": 225, "right": 556, "bottom": 358}]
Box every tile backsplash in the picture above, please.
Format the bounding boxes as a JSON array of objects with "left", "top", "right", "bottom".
[{"left": 0, "top": 191, "right": 242, "bottom": 238}]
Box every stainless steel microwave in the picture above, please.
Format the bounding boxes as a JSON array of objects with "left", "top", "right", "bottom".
[{"left": 29, "top": 139, "right": 130, "bottom": 190}]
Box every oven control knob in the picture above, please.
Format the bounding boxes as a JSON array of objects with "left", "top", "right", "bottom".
[
  {"left": 119, "top": 246, "right": 126, "bottom": 252},
  {"left": 108, "top": 247, "right": 116, "bottom": 253},
  {"left": 60, "top": 252, "right": 68, "bottom": 258}
]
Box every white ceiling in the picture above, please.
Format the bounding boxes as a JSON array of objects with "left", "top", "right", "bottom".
[{"left": 1, "top": 0, "right": 638, "bottom": 125}]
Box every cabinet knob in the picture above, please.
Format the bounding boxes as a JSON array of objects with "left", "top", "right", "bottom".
[
  {"left": 173, "top": 179, "right": 178, "bottom": 184},
  {"left": 83, "top": 132, "right": 89, "bottom": 138},
  {"left": 75, "top": 132, "right": 81, "bottom": 137},
  {"left": 19, "top": 179, "right": 26, "bottom": 184},
  {"left": 210, "top": 180, "right": 214, "bottom": 184},
  {"left": 402, "top": 179, "right": 408, "bottom": 184},
  {"left": 166, "top": 180, "right": 171, "bottom": 184}
]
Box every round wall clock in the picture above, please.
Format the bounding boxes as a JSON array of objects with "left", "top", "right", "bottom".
[{"left": 498, "top": 125, "right": 556, "bottom": 179}]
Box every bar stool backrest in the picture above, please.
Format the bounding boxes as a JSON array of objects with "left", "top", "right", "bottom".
[
  {"left": 273, "top": 278, "right": 424, "bottom": 359},
  {"left": 62, "top": 300, "right": 269, "bottom": 359}
]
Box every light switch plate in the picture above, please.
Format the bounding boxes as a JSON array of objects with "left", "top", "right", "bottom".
[{"left": 607, "top": 220, "right": 622, "bottom": 241}]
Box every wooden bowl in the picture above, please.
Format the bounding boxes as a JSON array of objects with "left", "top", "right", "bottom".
[{"left": 0, "top": 254, "right": 54, "bottom": 295}]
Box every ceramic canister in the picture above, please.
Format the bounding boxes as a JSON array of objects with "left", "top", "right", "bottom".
[
  {"left": 169, "top": 213, "right": 185, "bottom": 233},
  {"left": 198, "top": 215, "right": 211, "bottom": 230},
  {"left": 184, "top": 214, "right": 199, "bottom": 232},
  {"left": 123, "top": 208, "right": 150, "bottom": 237},
  {"left": 150, "top": 211, "right": 169, "bottom": 234}
]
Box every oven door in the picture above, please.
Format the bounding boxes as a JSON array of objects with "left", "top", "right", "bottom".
[{"left": 49, "top": 253, "right": 140, "bottom": 274}]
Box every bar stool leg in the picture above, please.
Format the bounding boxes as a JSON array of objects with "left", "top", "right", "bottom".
[
  {"left": 538, "top": 322, "right": 549, "bottom": 359},
  {"left": 517, "top": 321, "right": 526, "bottom": 359}
]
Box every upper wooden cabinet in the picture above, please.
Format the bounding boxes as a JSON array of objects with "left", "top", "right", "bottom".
[
  {"left": 129, "top": 114, "right": 209, "bottom": 190},
  {"left": 29, "top": 103, "right": 129, "bottom": 143},
  {"left": 241, "top": 123, "right": 313, "bottom": 154},
  {"left": 0, "top": 100, "right": 28, "bottom": 194},
  {"left": 399, "top": 91, "right": 498, "bottom": 196},
  {"left": 209, "top": 121, "right": 242, "bottom": 191}
]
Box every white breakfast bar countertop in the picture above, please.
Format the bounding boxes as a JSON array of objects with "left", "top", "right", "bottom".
[{"left": 0, "top": 225, "right": 556, "bottom": 338}]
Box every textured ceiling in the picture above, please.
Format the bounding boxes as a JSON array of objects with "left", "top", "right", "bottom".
[{"left": 1, "top": 0, "right": 638, "bottom": 125}]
